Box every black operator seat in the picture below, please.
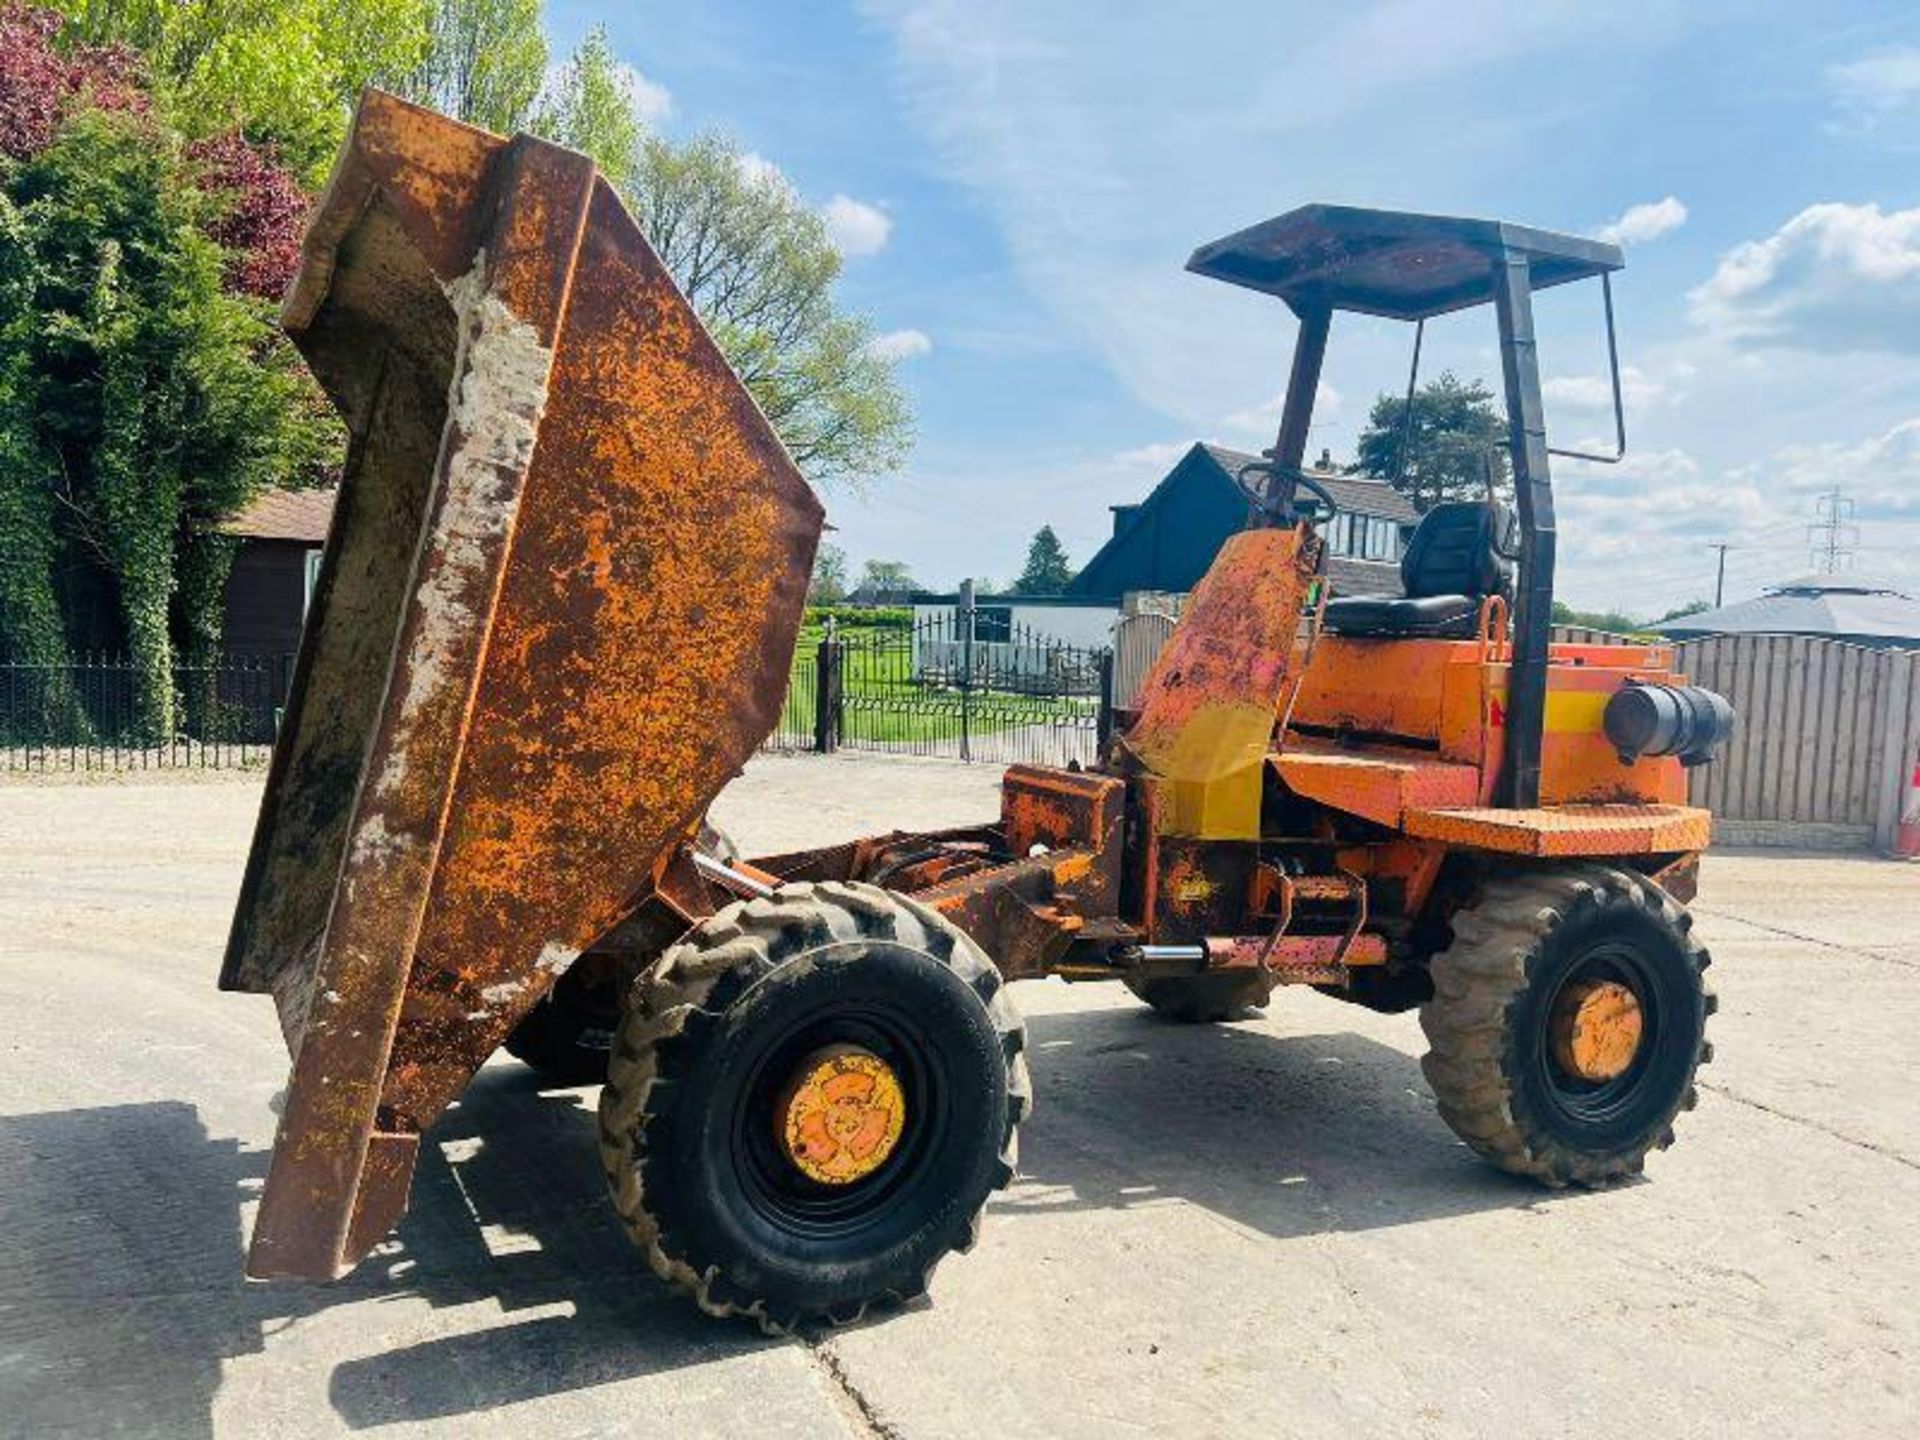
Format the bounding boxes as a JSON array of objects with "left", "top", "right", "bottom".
[{"left": 1321, "top": 501, "right": 1515, "bottom": 639}]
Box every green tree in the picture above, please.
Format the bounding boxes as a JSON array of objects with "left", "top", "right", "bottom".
[
  {"left": 0, "top": 109, "right": 336, "bottom": 735},
  {"left": 50, "top": 0, "right": 916, "bottom": 494},
  {"left": 808, "top": 541, "right": 848, "bottom": 604},
  {"left": 1353, "top": 371, "right": 1508, "bottom": 513},
  {"left": 1655, "top": 599, "right": 1711, "bottom": 623},
  {"left": 1550, "top": 601, "right": 1647, "bottom": 633},
  {"left": 533, "top": 25, "right": 643, "bottom": 179},
  {"left": 626, "top": 133, "right": 911, "bottom": 490},
  {"left": 1011, "top": 524, "right": 1072, "bottom": 595},
  {"left": 857, "top": 559, "right": 916, "bottom": 599},
  {"left": 51, "top": 0, "right": 432, "bottom": 180},
  {"left": 412, "top": 0, "right": 546, "bottom": 135}
]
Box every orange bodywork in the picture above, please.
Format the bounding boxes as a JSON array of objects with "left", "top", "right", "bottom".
[
  {"left": 1284, "top": 628, "right": 1701, "bottom": 839},
  {"left": 1401, "top": 803, "right": 1711, "bottom": 857}
]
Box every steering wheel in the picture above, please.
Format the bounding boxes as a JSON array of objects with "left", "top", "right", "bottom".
[{"left": 1233, "top": 459, "right": 1338, "bottom": 525}]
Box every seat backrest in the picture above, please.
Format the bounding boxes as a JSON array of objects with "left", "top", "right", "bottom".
[{"left": 1399, "top": 500, "right": 1514, "bottom": 599}]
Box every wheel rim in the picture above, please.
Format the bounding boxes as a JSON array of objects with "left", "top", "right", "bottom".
[
  {"left": 775, "top": 1045, "right": 907, "bottom": 1185},
  {"left": 732, "top": 1000, "right": 948, "bottom": 1241},
  {"left": 1535, "top": 943, "right": 1663, "bottom": 1126},
  {"left": 1549, "top": 979, "right": 1643, "bottom": 1083}
]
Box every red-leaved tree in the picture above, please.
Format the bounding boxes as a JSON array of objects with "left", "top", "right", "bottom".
[
  {"left": 0, "top": 2, "right": 144, "bottom": 160},
  {"left": 2, "top": 6, "right": 308, "bottom": 300},
  {"left": 187, "top": 132, "right": 309, "bottom": 299}
]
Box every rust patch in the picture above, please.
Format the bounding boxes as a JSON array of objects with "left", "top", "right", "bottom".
[{"left": 233, "top": 93, "right": 821, "bottom": 1282}]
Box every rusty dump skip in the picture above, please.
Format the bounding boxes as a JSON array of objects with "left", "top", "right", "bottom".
[{"left": 220, "top": 91, "right": 821, "bottom": 1280}]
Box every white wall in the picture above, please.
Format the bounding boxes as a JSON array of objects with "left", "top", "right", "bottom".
[{"left": 910, "top": 599, "right": 1119, "bottom": 647}]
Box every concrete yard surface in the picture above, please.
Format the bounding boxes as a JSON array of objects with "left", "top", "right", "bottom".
[{"left": 1, "top": 753, "right": 1916, "bottom": 1438}]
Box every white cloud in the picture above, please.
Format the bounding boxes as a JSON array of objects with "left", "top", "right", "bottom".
[
  {"left": 1763, "top": 417, "right": 1920, "bottom": 519},
  {"left": 1688, "top": 202, "right": 1920, "bottom": 353},
  {"left": 613, "top": 62, "right": 674, "bottom": 125},
  {"left": 1544, "top": 365, "right": 1670, "bottom": 412},
  {"left": 1827, "top": 47, "right": 1920, "bottom": 134},
  {"left": 1595, "top": 196, "right": 1688, "bottom": 246},
  {"left": 1220, "top": 382, "right": 1341, "bottom": 439},
  {"left": 1112, "top": 440, "right": 1191, "bottom": 469},
  {"left": 540, "top": 58, "right": 673, "bottom": 128},
  {"left": 822, "top": 194, "right": 894, "bottom": 257},
  {"left": 867, "top": 328, "right": 933, "bottom": 361},
  {"left": 1553, "top": 421, "right": 1920, "bottom": 613},
  {"left": 735, "top": 150, "right": 792, "bottom": 192}
]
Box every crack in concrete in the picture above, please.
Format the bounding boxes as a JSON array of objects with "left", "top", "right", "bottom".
[
  {"left": 1693, "top": 905, "right": 1919, "bottom": 972},
  {"left": 1699, "top": 1079, "right": 1920, "bottom": 1173},
  {"left": 806, "top": 1339, "right": 904, "bottom": 1440}
]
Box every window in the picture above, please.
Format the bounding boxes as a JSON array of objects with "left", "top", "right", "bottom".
[
  {"left": 304, "top": 548, "right": 324, "bottom": 616},
  {"left": 1326, "top": 513, "right": 1401, "bottom": 561},
  {"left": 1362, "top": 516, "right": 1397, "bottom": 561}
]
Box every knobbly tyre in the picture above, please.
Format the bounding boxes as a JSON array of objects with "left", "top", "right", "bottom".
[{"left": 226, "top": 94, "right": 1734, "bottom": 1333}]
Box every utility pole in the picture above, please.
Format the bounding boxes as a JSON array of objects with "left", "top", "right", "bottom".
[{"left": 1707, "top": 542, "right": 1732, "bottom": 607}]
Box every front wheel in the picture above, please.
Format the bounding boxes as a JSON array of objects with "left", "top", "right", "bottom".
[
  {"left": 1419, "top": 865, "right": 1713, "bottom": 1187},
  {"left": 598, "top": 881, "right": 1028, "bottom": 1333}
]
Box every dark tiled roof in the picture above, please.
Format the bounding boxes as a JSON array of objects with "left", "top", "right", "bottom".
[
  {"left": 1198, "top": 444, "right": 1420, "bottom": 523},
  {"left": 221, "top": 486, "right": 335, "bottom": 542}
]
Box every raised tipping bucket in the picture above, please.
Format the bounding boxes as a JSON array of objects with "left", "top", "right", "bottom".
[{"left": 220, "top": 91, "right": 821, "bottom": 1279}]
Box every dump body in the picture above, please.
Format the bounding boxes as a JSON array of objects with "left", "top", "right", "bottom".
[{"left": 221, "top": 91, "right": 821, "bottom": 1280}]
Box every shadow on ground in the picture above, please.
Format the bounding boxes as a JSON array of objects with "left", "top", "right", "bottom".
[
  {"left": 0, "top": 998, "right": 1565, "bottom": 1435},
  {"left": 1006, "top": 998, "right": 1567, "bottom": 1238},
  {"left": 0, "top": 1076, "right": 771, "bottom": 1438}
]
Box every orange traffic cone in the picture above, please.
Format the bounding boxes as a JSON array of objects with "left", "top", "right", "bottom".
[{"left": 1896, "top": 743, "right": 1920, "bottom": 859}]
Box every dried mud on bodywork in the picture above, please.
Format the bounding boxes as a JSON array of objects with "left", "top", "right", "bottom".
[{"left": 221, "top": 90, "right": 821, "bottom": 1281}]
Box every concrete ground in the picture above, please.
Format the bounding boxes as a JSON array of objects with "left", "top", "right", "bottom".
[{"left": 1, "top": 753, "right": 1915, "bottom": 1439}]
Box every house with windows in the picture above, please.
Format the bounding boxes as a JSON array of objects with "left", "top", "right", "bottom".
[
  {"left": 910, "top": 442, "right": 1421, "bottom": 676},
  {"left": 1068, "top": 442, "right": 1417, "bottom": 600}
]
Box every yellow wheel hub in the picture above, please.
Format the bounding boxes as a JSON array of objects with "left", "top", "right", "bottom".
[
  {"left": 1550, "top": 979, "right": 1644, "bottom": 1083},
  {"left": 776, "top": 1046, "right": 907, "bottom": 1185}
]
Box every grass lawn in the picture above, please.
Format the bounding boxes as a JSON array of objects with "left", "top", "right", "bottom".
[{"left": 774, "top": 622, "right": 1101, "bottom": 746}]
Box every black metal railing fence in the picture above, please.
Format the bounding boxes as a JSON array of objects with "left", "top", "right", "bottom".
[
  {"left": 2, "top": 652, "right": 292, "bottom": 771},
  {"left": 762, "top": 610, "right": 1114, "bottom": 767}
]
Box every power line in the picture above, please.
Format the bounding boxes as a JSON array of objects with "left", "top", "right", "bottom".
[{"left": 1809, "top": 487, "right": 1858, "bottom": 573}]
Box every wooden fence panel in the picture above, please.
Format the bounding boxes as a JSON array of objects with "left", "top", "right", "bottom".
[
  {"left": 1872, "top": 650, "right": 1919, "bottom": 851},
  {"left": 1549, "top": 625, "right": 1641, "bottom": 646},
  {"left": 1678, "top": 633, "right": 1914, "bottom": 844}
]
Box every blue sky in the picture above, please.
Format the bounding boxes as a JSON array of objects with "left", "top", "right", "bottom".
[{"left": 549, "top": 1, "right": 1920, "bottom": 616}]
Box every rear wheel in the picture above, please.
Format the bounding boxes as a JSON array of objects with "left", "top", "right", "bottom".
[
  {"left": 502, "top": 958, "right": 632, "bottom": 1085},
  {"left": 598, "top": 881, "right": 1028, "bottom": 1333},
  {"left": 1419, "top": 865, "right": 1712, "bottom": 1186},
  {"left": 1126, "top": 971, "right": 1273, "bottom": 1023},
  {"left": 504, "top": 823, "right": 736, "bottom": 1085}
]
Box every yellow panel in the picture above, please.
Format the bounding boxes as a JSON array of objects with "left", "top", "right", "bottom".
[{"left": 1126, "top": 527, "right": 1315, "bottom": 839}]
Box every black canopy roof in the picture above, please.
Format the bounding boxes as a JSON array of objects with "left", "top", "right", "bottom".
[{"left": 1187, "top": 204, "right": 1623, "bottom": 321}]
